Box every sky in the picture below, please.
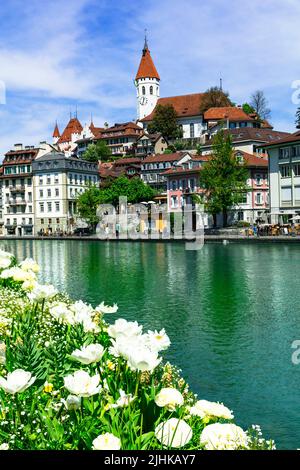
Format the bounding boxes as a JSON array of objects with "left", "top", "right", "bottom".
[{"left": 0, "top": 0, "right": 300, "bottom": 156}]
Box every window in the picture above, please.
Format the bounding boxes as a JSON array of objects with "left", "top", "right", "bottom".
[
  {"left": 55, "top": 202, "right": 60, "bottom": 212},
  {"left": 28, "top": 192, "right": 32, "bottom": 202},
  {"left": 47, "top": 189, "right": 51, "bottom": 197},
  {"left": 172, "top": 180, "right": 177, "bottom": 190},
  {"left": 239, "top": 122, "right": 247, "bottom": 128},
  {"left": 47, "top": 175, "right": 51, "bottom": 184},
  {"left": 255, "top": 174, "right": 262, "bottom": 185},
  {"left": 229, "top": 122, "right": 237, "bottom": 129},
  {"left": 150, "top": 85, "right": 153, "bottom": 95},
  {"left": 55, "top": 188, "right": 59, "bottom": 197},
  {"left": 280, "top": 165, "right": 291, "bottom": 178},
  {"left": 54, "top": 173, "right": 59, "bottom": 183},
  {"left": 47, "top": 202, "right": 52, "bottom": 212},
  {"left": 171, "top": 196, "right": 178, "bottom": 208},
  {"left": 142, "top": 86, "right": 146, "bottom": 95},
  {"left": 27, "top": 178, "right": 32, "bottom": 185},
  {"left": 29, "top": 218, "right": 33, "bottom": 225},
  {"left": 256, "top": 193, "right": 262, "bottom": 204},
  {"left": 41, "top": 219, "right": 44, "bottom": 224},
  {"left": 39, "top": 177, "right": 43, "bottom": 185},
  {"left": 294, "top": 164, "right": 300, "bottom": 176},
  {"left": 279, "top": 147, "right": 291, "bottom": 159},
  {"left": 39, "top": 203, "right": 44, "bottom": 213},
  {"left": 48, "top": 219, "right": 52, "bottom": 225},
  {"left": 39, "top": 190, "right": 43, "bottom": 197},
  {"left": 281, "top": 187, "right": 292, "bottom": 202},
  {"left": 56, "top": 218, "right": 60, "bottom": 224},
  {"left": 190, "top": 123, "right": 195, "bottom": 138},
  {"left": 28, "top": 205, "right": 32, "bottom": 213}
]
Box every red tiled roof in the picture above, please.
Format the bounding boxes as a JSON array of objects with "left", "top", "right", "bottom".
[
  {"left": 260, "top": 133, "right": 300, "bottom": 148},
  {"left": 260, "top": 119, "right": 273, "bottom": 129},
  {"left": 204, "top": 107, "right": 254, "bottom": 122},
  {"left": 114, "top": 157, "right": 142, "bottom": 166},
  {"left": 143, "top": 152, "right": 190, "bottom": 163},
  {"left": 235, "top": 151, "right": 268, "bottom": 167},
  {"left": 136, "top": 46, "right": 160, "bottom": 80},
  {"left": 53, "top": 122, "right": 60, "bottom": 138},
  {"left": 141, "top": 93, "right": 204, "bottom": 122},
  {"left": 203, "top": 128, "right": 291, "bottom": 146},
  {"left": 58, "top": 117, "right": 83, "bottom": 144}
]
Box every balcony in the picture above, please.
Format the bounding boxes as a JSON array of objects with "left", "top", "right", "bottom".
[
  {"left": 9, "top": 185, "right": 25, "bottom": 192},
  {"left": 8, "top": 199, "right": 27, "bottom": 206}
]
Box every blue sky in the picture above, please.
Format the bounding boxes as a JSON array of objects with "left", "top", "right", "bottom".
[{"left": 0, "top": 0, "right": 300, "bottom": 156}]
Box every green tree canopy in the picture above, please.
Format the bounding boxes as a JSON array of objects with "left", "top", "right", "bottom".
[
  {"left": 147, "top": 104, "right": 182, "bottom": 142},
  {"left": 99, "top": 176, "right": 156, "bottom": 206},
  {"left": 242, "top": 103, "right": 256, "bottom": 115},
  {"left": 83, "top": 140, "right": 112, "bottom": 162},
  {"left": 199, "top": 86, "right": 233, "bottom": 114},
  {"left": 76, "top": 185, "right": 102, "bottom": 230},
  {"left": 200, "top": 131, "right": 249, "bottom": 227}
]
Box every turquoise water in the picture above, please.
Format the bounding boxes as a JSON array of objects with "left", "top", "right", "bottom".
[{"left": 1, "top": 239, "right": 299, "bottom": 449}]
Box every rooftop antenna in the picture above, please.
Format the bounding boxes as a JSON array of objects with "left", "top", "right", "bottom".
[{"left": 75, "top": 105, "right": 78, "bottom": 119}]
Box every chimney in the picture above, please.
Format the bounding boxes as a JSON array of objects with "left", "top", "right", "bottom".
[
  {"left": 14, "top": 143, "right": 23, "bottom": 151},
  {"left": 39, "top": 141, "right": 47, "bottom": 145}
]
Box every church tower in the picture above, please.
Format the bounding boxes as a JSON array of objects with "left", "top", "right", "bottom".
[{"left": 135, "top": 35, "right": 160, "bottom": 120}]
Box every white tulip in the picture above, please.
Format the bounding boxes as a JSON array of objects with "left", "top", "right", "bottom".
[
  {"left": 71, "top": 300, "right": 94, "bottom": 322},
  {"left": 107, "top": 319, "right": 143, "bottom": 339},
  {"left": 189, "top": 400, "right": 234, "bottom": 420},
  {"left": 49, "top": 302, "right": 75, "bottom": 324},
  {"left": 71, "top": 344, "right": 105, "bottom": 365},
  {"left": 155, "top": 418, "right": 192, "bottom": 448},
  {"left": 108, "top": 389, "right": 135, "bottom": 409},
  {"left": 28, "top": 283, "right": 57, "bottom": 302},
  {"left": 0, "top": 443, "right": 9, "bottom": 450},
  {"left": 0, "top": 342, "right": 6, "bottom": 365},
  {"left": 145, "top": 329, "right": 171, "bottom": 352},
  {"left": 0, "top": 250, "right": 13, "bottom": 270},
  {"left": 64, "top": 370, "right": 101, "bottom": 397},
  {"left": 155, "top": 388, "right": 184, "bottom": 411},
  {"left": 0, "top": 369, "right": 35, "bottom": 394},
  {"left": 0, "top": 250, "right": 13, "bottom": 259},
  {"left": 62, "top": 394, "right": 82, "bottom": 411},
  {"left": 19, "top": 258, "right": 40, "bottom": 273},
  {"left": 200, "top": 423, "right": 248, "bottom": 450},
  {"left": 95, "top": 302, "right": 118, "bottom": 314},
  {"left": 1, "top": 267, "right": 36, "bottom": 283},
  {"left": 127, "top": 347, "right": 161, "bottom": 372},
  {"left": 92, "top": 432, "right": 121, "bottom": 450}
]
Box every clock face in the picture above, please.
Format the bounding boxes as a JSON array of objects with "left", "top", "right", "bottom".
[{"left": 139, "top": 96, "right": 148, "bottom": 105}]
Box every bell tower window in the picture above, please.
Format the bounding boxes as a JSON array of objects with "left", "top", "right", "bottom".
[
  {"left": 150, "top": 86, "right": 153, "bottom": 95},
  {"left": 142, "top": 86, "right": 146, "bottom": 95}
]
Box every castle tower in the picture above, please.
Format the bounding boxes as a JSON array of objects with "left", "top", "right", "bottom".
[
  {"left": 52, "top": 121, "right": 60, "bottom": 144},
  {"left": 135, "top": 35, "right": 160, "bottom": 120}
]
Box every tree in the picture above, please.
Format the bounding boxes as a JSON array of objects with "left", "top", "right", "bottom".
[
  {"left": 99, "top": 176, "right": 156, "bottom": 206},
  {"left": 295, "top": 107, "right": 300, "bottom": 129},
  {"left": 250, "top": 90, "right": 271, "bottom": 120},
  {"left": 242, "top": 103, "right": 255, "bottom": 115},
  {"left": 147, "top": 104, "right": 182, "bottom": 142},
  {"left": 200, "top": 131, "right": 249, "bottom": 227},
  {"left": 83, "top": 140, "right": 112, "bottom": 162},
  {"left": 199, "top": 86, "right": 232, "bottom": 114},
  {"left": 76, "top": 185, "right": 102, "bottom": 231}
]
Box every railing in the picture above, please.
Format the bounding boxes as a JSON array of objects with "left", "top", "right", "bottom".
[{"left": 9, "top": 185, "right": 26, "bottom": 192}]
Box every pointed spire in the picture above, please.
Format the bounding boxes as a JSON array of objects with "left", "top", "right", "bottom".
[
  {"left": 143, "top": 28, "right": 148, "bottom": 55},
  {"left": 53, "top": 121, "right": 60, "bottom": 138},
  {"left": 136, "top": 33, "right": 160, "bottom": 81}
]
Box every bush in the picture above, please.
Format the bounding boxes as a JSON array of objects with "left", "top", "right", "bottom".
[{"left": 236, "top": 221, "right": 251, "bottom": 228}]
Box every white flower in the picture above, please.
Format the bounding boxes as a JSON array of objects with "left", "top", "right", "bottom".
[
  {"left": 82, "top": 317, "right": 100, "bottom": 334},
  {"left": 0, "top": 443, "right": 9, "bottom": 450},
  {"left": 0, "top": 250, "right": 13, "bottom": 270},
  {"left": 109, "top": 335, "right": 144, "bottom": 360},
  {"left": 1, "top": 267, "right": 36, "bottom": 283},
  {"left": 71, "top": 300, "right": 94, "bottom": 322},
  {"left": 28, "top": 283, "right": 57, "bottom": 302},
  {"left": 200, "top": 423, "right": 249, "bottom": 450},
  {"left": 22, "top": 279, "right": 38, "bottom": 291},
  {"left": 107, "top": 318, "right": 143, "bottom": 339},
  {"left": 49, "top": 302, "right": 75, "bottom": 324},
  {"left": 92, "top": 433, "right": 121, "bottom": 450},
  {"left": 108, "top": 389, "right": 135, "bottom": 409},
  {"left": 127, "top": 347, "right": 161, "bottom": 372},
  {"left": 70, "top": 344, "right": 105, "bottom": 365},
  {"left": 155, "top": 418, "right": 192, "bottom": 448},
  {"left": 19, "top": 258, "right": 40, "bottom": 273},
  {"left": 155, "top": 388, "right": 184, "bottom": 411},
  {"left": 145, "top": 329, "right": 171, "bottom": 352},
  {"left": 95, "top": 302, "right": 118, "bottom": 314},
  {"left": 0, "top": 369, "right": 36, "bottom": 394},
  {"left": 64, "top": 370, "right": 101, "bottom": 397},
  {"left": 62, "top": 395, "right": 81, "bottom": 411},
  {"left": 189, "top": 400, "right": 234, "bottom": 420}
]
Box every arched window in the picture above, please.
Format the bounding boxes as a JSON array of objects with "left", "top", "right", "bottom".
[
  {"left": 142, "top": 86, "right": 146, "bottom": 95},
  {"left": 150, "top": 85, "right": 153, "bottom": 95}
]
